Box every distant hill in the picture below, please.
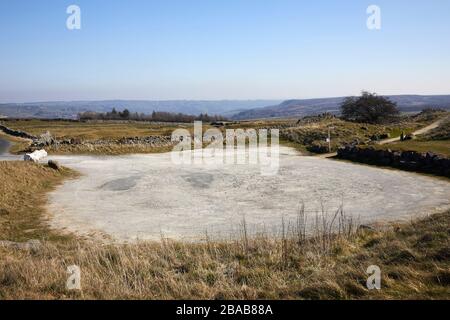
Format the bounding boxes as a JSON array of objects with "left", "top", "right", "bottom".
[
  {"left": 0, "top": 100, "right": 281, "bottom": 119},
  {"left": 232, "top": 95, "right": 450, "bottom": 120},
  {"left": 2, "top": 95, "right": 449, "bottom": 120}
]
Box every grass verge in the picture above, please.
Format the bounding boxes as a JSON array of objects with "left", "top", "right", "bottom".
[{"left": 0, "top": 161, "right": 78, "bottom": 242}]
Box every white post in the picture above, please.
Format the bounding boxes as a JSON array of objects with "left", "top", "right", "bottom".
[
  {"left": 328, "top": 127, "right": 331, "bottom": 153},
  {"left": 327, "top": 126, "right": 335, "bottom": 153}
]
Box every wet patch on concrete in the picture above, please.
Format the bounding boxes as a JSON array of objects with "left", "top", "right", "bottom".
[
  {"left": 181, "top": 172, "right": 214, "bottom": 189},
  {"left": 100, "top": 176, "right": 141, "bottom": 191}
]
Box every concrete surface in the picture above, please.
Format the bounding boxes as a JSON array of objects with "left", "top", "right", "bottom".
[{"left": 45, "top": 147, "right": 450, "bottom": 242}]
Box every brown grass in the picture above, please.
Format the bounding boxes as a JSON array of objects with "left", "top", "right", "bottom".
[
  {"left": 281, "top": 118, "right": 421, "bottom": 153},
  {"left": 281, "top": 112, "right": 450, "bottom": 154},
  {"left": 1, "top": 120, "right": 216, "bottom": 155},
  {"left": 2, "top": 120, "right": 183, "bottom": 140},
  {"left": 0, "top": 161, "right": 77, "bottom": 242},
  {"left": 0, "top": 161, "right": 448, "bottom": 300}
]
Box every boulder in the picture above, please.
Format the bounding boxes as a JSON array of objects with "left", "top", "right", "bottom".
[
  {"left": 48, "top": 160, "right": 60, "bottom": 170},
  {"left": 39, "top": 131, "right": 56, "bottom": 146},
  {"left": 24, "top": 149, "right": 47, "bottom": 162},
  {"left": 403, "top": 133, "right": 414, "bottom": 140},
  {"left": 358, "top": 224, "right": 375, "bottom": 232}
]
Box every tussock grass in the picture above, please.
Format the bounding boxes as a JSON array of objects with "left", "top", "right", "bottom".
[
  {"left": 424, "top": 117, "right": 450, "bottom": 141},
  {"left": 0, "top": 161, "right": 448, "bottom": 299},
  {"left": 1, "top": 120, "right": 214, "bottom": 155},
  {"left": 0, "top": 161, "right": 77, "bottom": 242},
  {"left": 281, "top": 112, "right": 450, "bottom": 154},
  {"left": 282, "top": 118, "right": 421, "bottom": 153},
  {"left": 1, "top": 211, "right": 448, "bottom": 299}
]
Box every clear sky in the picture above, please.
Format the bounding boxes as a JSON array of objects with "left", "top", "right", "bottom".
[{"left": 1, "top": 0, "right": 449, "bottom": 102}]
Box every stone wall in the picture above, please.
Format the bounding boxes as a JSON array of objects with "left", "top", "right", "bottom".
[
  {"left": 0, "top": 124, "right": 36, "bottom": 140},
  {"left": 28, "top": 135, "right": 175, "bottom": 151},
  {"left": 337, "top": 146, "right": 450, "bottom": 178}
]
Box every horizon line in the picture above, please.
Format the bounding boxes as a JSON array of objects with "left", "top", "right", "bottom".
[{"left": 2, "top": 92, "right": 450, "bottom": 105}]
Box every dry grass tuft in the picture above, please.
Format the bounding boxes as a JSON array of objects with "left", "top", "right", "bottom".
[{"left": 0, "top": 161, "right": 77, "bottom": 242}]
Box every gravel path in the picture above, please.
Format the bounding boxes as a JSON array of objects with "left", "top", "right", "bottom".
[
  {"left": 0, "top": 138, "right": 10, "bottom": 155},
  {"left": 378, "top": 116, "right": 449, "bottom": 145}
]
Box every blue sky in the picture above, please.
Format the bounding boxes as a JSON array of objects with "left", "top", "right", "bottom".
[{"left": 0, "top": 0, "right": 449, "bottom": 102}]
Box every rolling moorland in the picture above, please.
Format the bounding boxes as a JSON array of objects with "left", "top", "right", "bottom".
[
  {"left": 0, "top": 100, "right": 281, "bottom": 120},
  {"left": 1, "top": 95, "right": 450, "bottom": 120},
  {"left": 1, "top": 108, "right": 449, "bottom": 158},
  {"left": 0, "top": 108, "right": 449, "bottom": 299},
  {"left": 232, "top": 95, "right": 450, "bottom": 120}
]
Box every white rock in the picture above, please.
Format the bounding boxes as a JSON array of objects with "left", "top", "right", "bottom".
[{"left": 24, "top": 149, "right": 48, "bottom": 162}]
